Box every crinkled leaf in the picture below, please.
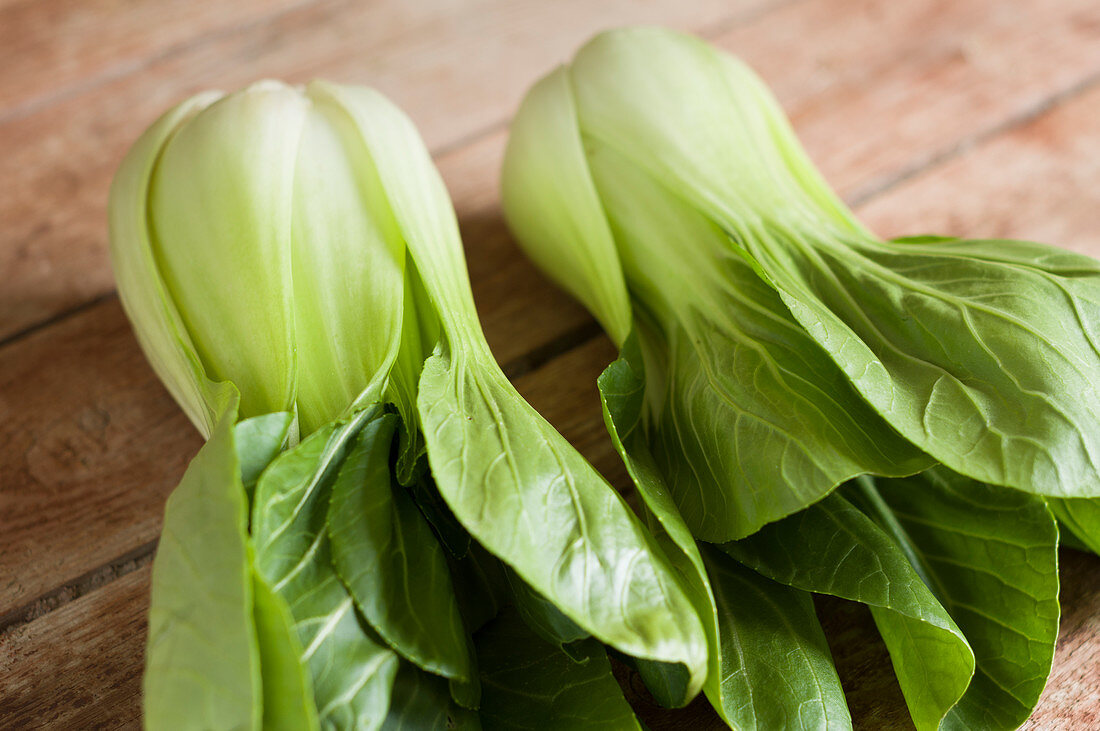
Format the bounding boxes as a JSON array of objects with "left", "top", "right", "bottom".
[
  {"left": 144, "top": 393, "right": 260, "bottom": 731},
  {"left": 852, "top": 469, "right": 1060, "bottom": 730},
  {"left": 702, "top": 546, "right": 851, "bottom": 730},
  {"left": 561, "top": 28, "right": 1100, "bottom": 500},
  {"left": 762, "top": 234, "right": 1100, "bottom": 501},
  {"left": 327, "top": 414, "right": 474, "bottom": 688},
  {"left": 588, "top": 151, "right": 931, "bottom": 541},
  {"left": 1048, "top": 497, "right": 1100, "bottom": 555},
  {"left": 418, "top": 351, "right": 708, "bottom": 699},
  {"left": 252, "top": 408, "right": 400, "bottom": 730},
  {"left": 476, "top": 609, "right": 641, "bottom": 730},
  {"left": 721, "top": 493, "right": 973, "bottom": 731}
]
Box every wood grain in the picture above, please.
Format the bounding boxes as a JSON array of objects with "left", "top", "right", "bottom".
[
  {"left": 0, "top": 0, "right": 766, "bottom": 342},
  {"left": 0, "top": 0, "right": 307, "bottom": 114},
  {"left": 0, "top": 565, "right": 150, "bottom": 728},
  {"left": 860, "top": 82, "right": 1100, "bottom": 256}
]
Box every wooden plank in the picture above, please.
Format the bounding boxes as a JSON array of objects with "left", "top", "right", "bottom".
[
  {"left": 0, "top": 0, "right": 766, "bottom": 342},
  {"left": 0, "top": 302, "right": 198, "bottom": 621},
  {"left": 713, "top": 0, "right": 1100, "bottom": 204},
  {"left": 0, "top": 0, "right": 307, "bottom": 114},
  {"left": 859, "top": 82, "right": 1100, "bottom": 257},
  {"left": 0, "top": 565, "right": 149, "bottom": 729}
]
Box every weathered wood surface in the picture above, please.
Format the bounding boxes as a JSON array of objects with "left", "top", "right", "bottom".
[{"left": 2, "top": 0, "right": 1100, "bottom": 727}]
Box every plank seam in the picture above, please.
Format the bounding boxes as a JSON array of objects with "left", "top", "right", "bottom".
[
  {"left": 848, "top": 67, "right": 1100, "bottom": 208},
  {"left": 0, "top": 291, "right": 116, "bottom": 350},
  {"left": 0, "top": 539, "right": 158, "bottom": 636}
]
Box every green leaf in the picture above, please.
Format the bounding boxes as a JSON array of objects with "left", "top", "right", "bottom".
[
  {"left": 252, "top": 408, "right": 400, "bottom": 730},
  {"left": 418, "top": 350, "right": 708, "bottom": 699},
  {"left": 721, "top": 493, "right": 973, "bottom": 731},
  {"left": 505, "top": 566, "right": 590, "bottom": 652},
  {"left": 144, "top": 395, "right": 261, "bottom": 731},
  {"left": 236, "top": 412, "right": 294, "bottom": 498},
  {"left": 762, "top": 234, "right": 1100, "bottom": 500},
  {"left": 327, "top": 414, "right": 477, "bottom": 699},
  {"left": 853, "top": 469, "right": 1060, "bottom": 730},
  {"left": 588, "top": 151, "right": 931, "bottom": 541},
  {"left": 597, "top": 334, "right": 718, "bottom": 709},
  {"left": 252, "top": 569, "right": 320, "bottom": 731},
  {"left": 382, "top": 662, "right": 482, "bottom": 731},
  {"left": 1047, "top": 497, "right": 1100, "bottom": 554},
  {"left": 702, "top": 546, "right": 851, "bottom": 730},
  {"left": 476, "top": 609, "right": 641, "bottom": 730},
  {"left": 566, "top": 28, "right": 1100, "bottom": 500}
]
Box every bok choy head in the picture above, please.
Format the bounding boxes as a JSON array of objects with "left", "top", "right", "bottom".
[
  {"left": 110, "top": 78, "right": 708, "bottom": 707},
  {"left": 502, "top": 27, "right": 1100, "bottom": 541}
]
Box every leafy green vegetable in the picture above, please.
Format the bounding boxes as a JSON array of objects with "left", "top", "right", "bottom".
[
  {"left": 703, "top": 547, "right": 851, "bottom": 730},
  {"left": 501, "top": 26, "right": 1100, "bottom": 527},
  {"left": 114, "top": 77, "right": 710, "bottom": 713},
  {"left": 144, "top": 393, "right": 263, "bottom": 731},
  {"left": 327, "top": 414, "right": 475, "bottom": 691},
  {"left": 252, "top": 408, "right": 401, "bottom": 730},
  {"left": 851, "top": 471, "right": 1060, "bottom": 730},
  {"left": 476, "top": 609, "right": 641, "bottom": 730},
  {"left": 721, "top": 493, "right": 974, "bottom": 730},
  {"left": 381, "top": 662, "right": 481, "bottom": 731},
  {"left": 503, "top": 26, "right": 1084, "bottom": 729},
  {"left": 600, "top": 339, "right": 851, "bottom": 724}
]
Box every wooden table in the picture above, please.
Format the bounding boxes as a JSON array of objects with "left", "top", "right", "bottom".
[{"left": 2, "top": 0, "right": 1099, "bottom": 727}]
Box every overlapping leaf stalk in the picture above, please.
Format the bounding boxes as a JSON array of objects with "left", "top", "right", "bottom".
[
  {"left": 110, "top": 79, "right": 709, "bottom": 729},
  {"left": 502, "top": 26, "right": 1098, "bottom": 729}
]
